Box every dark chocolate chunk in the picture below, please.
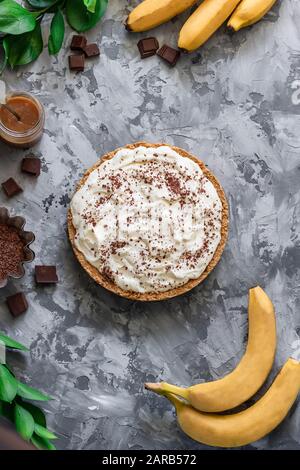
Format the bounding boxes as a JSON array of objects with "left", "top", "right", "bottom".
[
  {"left": 157, "top": 44, "right": 180, "bottom": 66},
  {"left": 83, "top": 43, "right": 100, "bottom": 58},
  {"left": 69, "top": 55, "right": 85, "bottom": 72},
  {"left": 35, "top": 265, "right": 58, "bottom": 284},
  {"left": 70, "top": 35, "right": 87, "bottom": 51},
  {"left": 6, "top": 292, "right": 28, "bottom": 317},
  {"left": 2, "top": 178, "right": 23, "bottom": 198},
  {"left": 137, "top": 37, "right": 159, "bottom": 59},
  {"left": 21, "top": 157, "right": 41, "bottom": 177}
]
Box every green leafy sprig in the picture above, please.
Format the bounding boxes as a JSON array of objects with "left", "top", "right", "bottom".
[
  {"left": 0, "top": 330, "right": 57, "bottom": 450},
  {"left": 0, "top": 0, "right": 108, "bottom": 69}
]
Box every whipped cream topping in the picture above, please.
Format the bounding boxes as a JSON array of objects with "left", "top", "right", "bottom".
[{"left": 71, "top": 146, "right": 223, "bottom": 293}]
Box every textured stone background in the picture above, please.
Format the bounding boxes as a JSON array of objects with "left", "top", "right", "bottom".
[{"left": 1, "top": 0, "right": 300, "bottom": 450}]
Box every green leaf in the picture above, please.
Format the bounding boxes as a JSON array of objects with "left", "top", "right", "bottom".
[
  {"left": 3, "top": 22, "right": 43, "bottom": 67},
  {"left": 0, "top": 0, "right": 36, "bottom": 35},
  {"left": 48, "top": 9, "right": 64, "bottom": 55},
  {"left": 17, "top": 381, "right": 52, "bottom": 401},
  {"left": 31, "top": 433, "right": 56, "bottom": 450},
  {"left": 0, "top": 331, "right": 29, "bottom": 351},
  {"left": 27, "top": 0, "right": 59, "bottom": 7},
  {"left": 0, "top": 364, "right": 18, "bottom": 402},
  {"left": 3, "top": 364, "right": 15, "bottom": 377},
  {"left": 66, "top": 0, "right": 108, "bottom": 33},
  {"left": 83, "top": 0, "right": 96, "bottom": 13},
  {"left": 14, "top": 403, "right": 35, "bottom": 440},
  {"left": 27, "top": 1, "right": 65, "bottom": 15},
  {"left": 17, "top": 399, "right": 46, "bottom": 427},
  {"left": 34, "top": 422, "right": 57, "bottom": 440},
  {"left": 0, "top": 43, "right": 8, "bottom": 74}
]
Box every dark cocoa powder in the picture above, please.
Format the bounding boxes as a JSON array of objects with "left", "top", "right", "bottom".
[{"left": 0, "top": 224, "right": 25, "bottom": 280}]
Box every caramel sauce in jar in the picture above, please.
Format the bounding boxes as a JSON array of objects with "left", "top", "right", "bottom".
[{"left": 0, "top": 92, "right": 44, "bottom": 148}]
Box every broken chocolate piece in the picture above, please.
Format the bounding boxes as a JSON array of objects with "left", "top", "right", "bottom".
[
  {"left": 137, "top": 37, "right": 159, "bottom": 59},
  {"left": 2, "top": 178, "right": 23, "bottom": 198},
  {"left": 21, "top": 157, "right": 41, "bottom": 177},
  {"left": 69, "top": 55, "right": 85, "bottom": 72},
  {"left": 6, "top": 292, "right": 28, "bottom": 317},
  {"left": 35, "top": 265, "right": 58, "bottom": 284},
  {"left": 83, "top": 43, "right": 100, "bottom": 58},
  {"left": 157, "top": 44, "right": 180, "bottom": 67},
  {"left": 70, "top": 35, "right": 87, "bottom": 51}
]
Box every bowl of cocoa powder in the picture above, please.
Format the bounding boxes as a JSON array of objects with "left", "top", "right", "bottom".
[{"left": 0, "top": 207, "right": 35, "bottom": 288}]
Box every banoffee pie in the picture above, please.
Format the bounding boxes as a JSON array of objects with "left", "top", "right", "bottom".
[{"left": 68, "top": 142, "right": 228, "bottom": 300}]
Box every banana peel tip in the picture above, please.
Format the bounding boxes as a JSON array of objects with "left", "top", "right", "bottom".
[
  {"left": 145, "top": 382, "right": 163, "bottom": 394},
  {"left": 124, "top": 19, "right": 132, "bottom": 32}
]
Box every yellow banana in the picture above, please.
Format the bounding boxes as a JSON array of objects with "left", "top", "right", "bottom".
[
  {"left": 146, "top": 286, "right": 276, "bottom": 412},
  {"left": 164, "top": 358, "right": 300, "bottom": 448},
  {"left": 126, "top": 0, "right": 197, "bottom": 33},
  {"left": 228, "top": 0, "right": 277, "bottom": 31},
  {"left": 178, "top": 0, "right": 242, "bottom": 52}
]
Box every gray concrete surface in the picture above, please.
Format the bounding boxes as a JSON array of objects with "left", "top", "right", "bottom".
[{"left": 0, "top": 0, "right": 300, "bottom": 450}]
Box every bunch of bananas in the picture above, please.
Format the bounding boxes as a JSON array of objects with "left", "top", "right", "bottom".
[
  {"left": 126, "top": 0, "right": 277, "bottom": 52},
  {"left": 146, "top": 287, "right": 300, "bottom": 447}
]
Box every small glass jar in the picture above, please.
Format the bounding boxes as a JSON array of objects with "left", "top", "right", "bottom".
[{"left": 0, "top": 91, "right": 45, "bottom": 148}]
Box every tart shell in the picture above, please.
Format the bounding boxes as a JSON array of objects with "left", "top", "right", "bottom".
[
  {"left": 0, "top": 207, "right": 35, "bottom": 289},
  {"left": 68, "top": 142, "right": 229, "bottom": 301}
]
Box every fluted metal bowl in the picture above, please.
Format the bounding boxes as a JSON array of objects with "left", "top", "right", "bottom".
[{"left": 0, "top": 207, "right": 35, "bottom": 288}]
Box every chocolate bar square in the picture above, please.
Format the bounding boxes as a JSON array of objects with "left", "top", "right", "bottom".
[
  {"left": 70, "top": 35, "right": 87, "bottom": 51},
  {"left": 21, "top": 157, "right": 41, "bottom": 177},
  {"left": 157, "top": 44, "right": 180, "bottom": 67},
  {"left": 83, "top": 43, "right": 100, "bottom": 58},
  {"left": 2, "top": 178, "right": 23, "bottom": 198},
  {"left": 7, "top": 292, "right": 28, "bottom": 318},
  {"left": 35, "top": 265, "right": 58, "bottom": 284},
  {"left": 137, "top": 37, "right": 159, "bottom": 59},
  {"left": 69, "top": 54, "right": 85, "bottom": 72}
]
